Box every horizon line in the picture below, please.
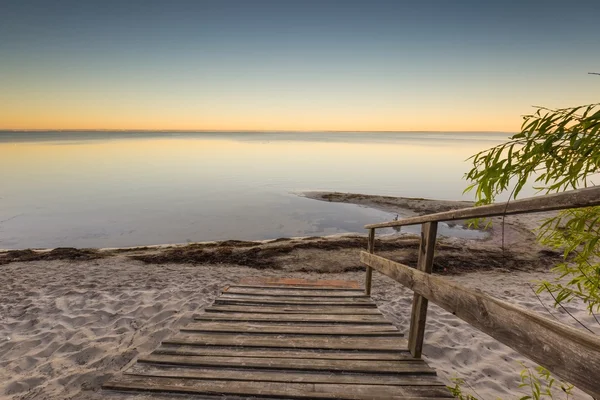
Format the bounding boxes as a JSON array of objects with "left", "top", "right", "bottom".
[{"left": 0, "top": 129, "right": 516, "bottom": 134}]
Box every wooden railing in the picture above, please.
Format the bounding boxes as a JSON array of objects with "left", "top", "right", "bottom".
[{"left": 360, "top": 186, "right": 600, "bottom": 398}]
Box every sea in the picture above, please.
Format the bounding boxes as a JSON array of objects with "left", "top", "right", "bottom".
[{"left": 0, "top": 131, "right": 516, "bottom": 249}]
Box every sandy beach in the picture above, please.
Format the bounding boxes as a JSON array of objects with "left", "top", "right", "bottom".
[{"left": 1, "top": 194, "right": 596, "bottom": 400}]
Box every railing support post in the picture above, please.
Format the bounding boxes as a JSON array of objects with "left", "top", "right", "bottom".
[
  {"left": 364, "top": 228, "right": 375, "bottom": 295},
  {"left": 408, "top": 221, "right": 438, "bottom": 358}
]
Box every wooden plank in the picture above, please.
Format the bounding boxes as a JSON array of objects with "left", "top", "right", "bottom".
[
  {"left": 365, "top": 186, "right": 600, "bottom": 229},
  {"left": 138, "top": 354, "right": 433, "bottom": 374},
  {"left": 408, "top": 221, "right": 437, "bottom": 358},
  {"left": 182, "top": 321, "right": 402, "bottom": 335},
  {"left": 195, "top": 313, "right": 389, "bottom": 324},
  {"left": 104, "top": 375, "right": 452, "bottom": 399},
  {"left": 164, "top": 333, "right": 409, "bottom": 351},
  {"left": 127, "top": 364, "right": 447, "bottom": 386},
  {"left": 206, "top": 304, "right": 382, "bottom": 314},
  {"left": 237, "top": 277, "right": 360, "bottom": 289},
  {"left": 214, "top": 298, "right": 378, "bottom": 307},
  {"left": 219, "top": 293, "right": 372, "bottom": 302},
  {"left": 365, "top": 227, "right": 375, "bottom": 296},
  {"left": 361, "top": 251, "right": 600, "bottom": 398},
  {"left": 154, "top": 344, "right": 413, "bottom": 360},
  {"left": 225, "top": 287, "right": 364, "bottom": 297},
  {"left": 222, "top": 291, "right": 367, "bottom": 298},
  {"left": 230, "top": 284, "right": 363, "bottom": 292}
]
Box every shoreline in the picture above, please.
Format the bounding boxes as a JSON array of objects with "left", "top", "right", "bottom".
[
  {"left": 1, "top": 233, "right": 560, "bottom": 275},
  {"left": 301, "top": 191, "right": 478, "bottom": 216},
  {"left": 2, "top": 190, "right": 555, "bottom": 256},
  {"left": 1, "top": 191, "right": 562, "bottom": 275},
  {"left": 0, "top": 232, "right": 372, "bottom": 254}
]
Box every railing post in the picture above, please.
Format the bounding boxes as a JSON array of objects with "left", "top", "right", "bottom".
[
  {"left": 364, "top": 228, "right": 375, "bottom": 296},
  {"left": 408, "top": 221, "right": 438, "bottom": 358}
]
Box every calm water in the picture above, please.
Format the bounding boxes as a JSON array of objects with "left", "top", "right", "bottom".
[{"left": 0, "top": 131, "right": 512, "bottom": 249}]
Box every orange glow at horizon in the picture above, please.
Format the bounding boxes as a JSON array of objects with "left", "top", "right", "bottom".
[
  {"left": 2, "top": 62, "right": 597, "bottom": 133},
  {"left": 0, "top": 103, "right": 523, "bottom": 132}
]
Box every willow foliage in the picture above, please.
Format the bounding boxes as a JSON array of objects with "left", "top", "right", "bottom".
[
  {"left": 464, "top": 103, "right": 600, "bottom": 313},
  {"left": 448, "top": 365, "right": 573, "bottom": 400}
]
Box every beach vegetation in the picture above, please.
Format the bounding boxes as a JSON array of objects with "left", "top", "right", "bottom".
[
  {"left": 464, "top": 102, "right": 600, "bottom": 314},
  {"left": 448, "top": 365, "right": 573, "bottom": 400},
  {"left": 463, "top": 101, "right": 599, "bottom": 397}
]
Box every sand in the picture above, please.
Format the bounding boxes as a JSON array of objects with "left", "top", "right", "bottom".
[
  {"left": 1, "top": 253, "right": 597, "bottom": 400},
  {"left": 1, "top": 193, "right": 595, "bottom": 399}
]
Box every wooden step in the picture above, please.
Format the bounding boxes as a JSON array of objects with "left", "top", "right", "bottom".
[
  {"left": 104, "top": 375, "right": 453, "bottom": 399},
  {"left": 138, "top": 353, "right": 434, "bottom": 374},
  {"left": 102, "top": 280, "right": 450, "bottom": 399},
  {"left": 206, "top": 304, "right": 382, "bottom": 314},
  {"left": 154, "top": 344, "right": 413, "bottom": 360},
  {"left": 195, "top": 312, "right": 389, "bottom": 324},
  {"left": 128, "top": 364, "right": 447, "bottom": 386},
  {"left": 163, "top": 333, "right": 408, "bottom": 351},
  {"left": 182, "top": 321, "right": 403, "bottom": 336}
]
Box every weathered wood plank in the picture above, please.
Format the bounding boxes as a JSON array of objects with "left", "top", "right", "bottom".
[
  {"left": 138, "top": 354, "right": 433, "bottom": 374},
  {"left": 365, "top": 186, "right": 600, "bottom": 229},
  {"left": 365, "top": 227, "right": 375, "bottom": 296},
  {"left": 205, "top": 304, "right": 382, "bottom": 314},
  {"left": 164, "top": 333, "right": 409, "bottom": 351},
  {"left": 219, "top": 293, "right": 372, "bottom": 302},
  {"left": 182, "top": 321, "right": 402, "bottom": 335},
  {"left": 127, "top": 364, "right": 447, "bottom": 386},
  {"left": 361, "top": 251, "right": 600, "bottom": 398},
  {"left": 195, "top": 312, "right": 389, "bottom": 324},
  {"left": 237, "top": 278, "right": 360, "bottom": 289},
  {"left": 224, "top": 287, "right": 364, "bottom": 297},
  {"left": 154, "top": 344, "right": 413, "bottom": 360},
  {"left": 231, "top": 284, "right": 363, "bottom": 291},
  {"left": 104, "top": 375, "right": 453, "bottom": 399},
  {"left": 408, "top": 221, "right": 437, "bottom": 358},
  {"left": 214, "top": 298, "right": 378, "bottom": 307}
]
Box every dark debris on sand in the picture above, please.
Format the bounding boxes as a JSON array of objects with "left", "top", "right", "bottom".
[
  {"left": 128, "top": 236, "right": 562, "bottom": 274},
  {"left": 128, "top": 236, "right": 421, "bottom": 269},
  {"left": 0, "top": 247, "right": 105, "bottom": 265}
]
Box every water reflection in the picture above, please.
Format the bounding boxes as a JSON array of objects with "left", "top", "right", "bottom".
[{"left": 1, "top": 131, "right": 502, "bottom": 249}]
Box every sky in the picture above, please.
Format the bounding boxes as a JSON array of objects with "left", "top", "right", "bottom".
[{"left": 1, "top": 0, "right": 599, "bottom": 132}]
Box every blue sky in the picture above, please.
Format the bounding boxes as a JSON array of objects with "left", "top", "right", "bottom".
[{"left": 1, "top": 0, "right": 598, "bottom": 131}]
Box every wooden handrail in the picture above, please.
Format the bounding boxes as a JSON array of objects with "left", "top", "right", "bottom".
[
  {"left": 364, "top": 228, "right": 375, "bottom": 296},
  {"left": 407, "top": 222, "right": 437, "bottom": 358},
  {"left": 360, "top": 252, "right": 600, "bottom": 398},
  {"left": 361, "top": 186, "right": 600, "bottom": 395},
  {"left": 364, "top": 186, "right": 600, "bottom": 229}
]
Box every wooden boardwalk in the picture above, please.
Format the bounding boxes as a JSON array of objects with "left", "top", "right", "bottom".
[{"left": 103, "top": 279, "right": 451, "bottom": 399}]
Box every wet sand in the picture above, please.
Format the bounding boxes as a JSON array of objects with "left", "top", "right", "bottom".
[{"left": 302, "top": 191, "right": 558, "bottom": 251}]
